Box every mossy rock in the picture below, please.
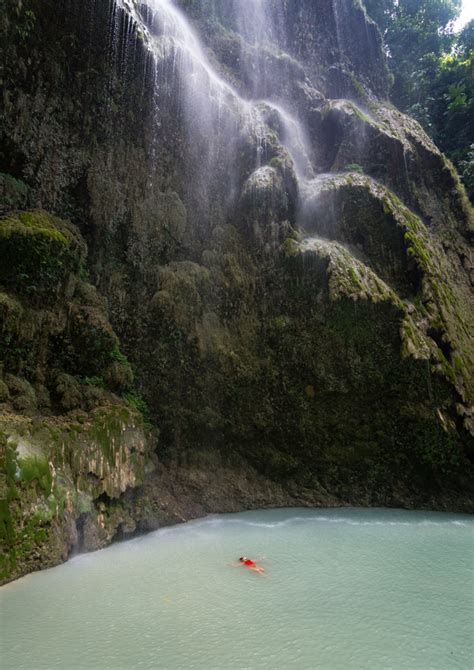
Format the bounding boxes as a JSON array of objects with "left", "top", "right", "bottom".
[
  {"left": 65, "top": 305, "right": 119, "bottom": 378},
  {"left": 53, "top": 373, "right": 84, "bottom": 412},
  {"left": 4, "top": 374, "right": 37, "bottom": 414},
  {"left": 0, "top": 210, "right": 85, "bottom": 303},
  {"left": 318, "top": 99, "right": 473, "bottom": 235},
  {"left": 300, "top": 174, "right": 421, "bottom": 298},
  {"left": 0, "top": 402, "right": 153, "bottom": 583},
  {"left": 0, "top": 204, "right": 145, "bottom": 418},
  {"left": 34, "top": 384, "right": 52, "bottom": 411},
  {"left": 298, "top": 173, "right": 472, "bottom": 424},
  {"left": 152, "top": 261, "right": 212, "bottom": 329},
  {"left": 104, "top": 360, "right": 134, "bottom": 392},
  {"left": 0, "top": 291, "right": 24, "bottom": 329}
]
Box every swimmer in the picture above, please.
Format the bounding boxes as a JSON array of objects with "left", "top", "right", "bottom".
[{"left": 238, "top": 556, "right": 265, "bottom": 575}]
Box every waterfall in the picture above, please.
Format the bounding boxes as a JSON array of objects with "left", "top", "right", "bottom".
[
  {"left": 258, "top": 101, "right": 315, "bottom": 180},
  {"left": 230, "top": 0, "right": 273, "bottom": 99},
  {"left": 146, "top": 0, "right": 245, "bottom": 197},
  {"left": 126, "top": 0, "right": 319, "bottom": 228}
]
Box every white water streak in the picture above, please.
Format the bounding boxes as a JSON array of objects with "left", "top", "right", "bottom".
[{"left": 128, "top": 0, "right": 315, "bottom": 182}]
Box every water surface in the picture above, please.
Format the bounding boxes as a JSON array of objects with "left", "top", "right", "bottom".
[{"left": 1, "top": 508, "right": 473, "bottom": 669}]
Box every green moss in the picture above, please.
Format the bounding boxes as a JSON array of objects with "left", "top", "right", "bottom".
[
  {"left": 87, "top": 406, "right": 132, "bottom": 466},
  {"left": 73, "top": 490, "right": 94, "bottom": 515},
  {"left": 348, "top": 72, "right": 369, "bottom": 101},
  {"left": 123, "top": 391, "right": 152, "bottom": 427},
  {"left": 4, "top": 375, "right": 37, "bottom": 413},
  {"left": 110, "top": 345, "right": 129, "bottom": 365},
  {"left": 453, "top": 355, "right": 465, "bottom": 373},
  {"left": 83, "top": 376, "right": 105, "bottom": 388},
  {"left": 1, "top": 391, "right": 154, "bottom": 581},
  {"left": 17, "top": 211, "right": 68, "bottom": 243},
  {"left": 349, "top": 266, "right": 364, "bottom": 290},
  {"left": 0, "top": 210, "right": 79, "bottom": 301},
  {"left": 64, "top": 304, "right": 119, "bottom": 378},
  {"left": 0, "top": 436, "right": 19, "bottom": 580},
  {"left": 17, "top": 456, "right": 53, "bottom": 496},
  {"left": 273, "top": 315, "right": 291, "bottom": 330},
  {"left": 283, "top": 238, "right": 299, "bottom": 257},
  {"left": 349, "top": 102, "right": 375, "bottom": 126},
  {"left": 279, "top": 175, "right": 470, "bottom": 474},
  {"left": 268, "top": 156, "right": 283, "bottom": 169}
]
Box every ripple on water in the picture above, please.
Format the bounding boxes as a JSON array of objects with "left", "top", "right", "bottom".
[{"left": 1, "top": 508, "right": 473, "bottom": 670}]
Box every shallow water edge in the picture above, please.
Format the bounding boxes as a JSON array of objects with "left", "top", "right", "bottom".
[
  {"left": 1, "top": 507, "right": 473, "bottom": 670},
  {"left": 3, "top": 490, "right": 473, "bottom": 588}
]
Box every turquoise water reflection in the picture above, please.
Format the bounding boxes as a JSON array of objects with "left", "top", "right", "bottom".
[{"left": 1, "top": 508, "right": 473, "bottom": 669}]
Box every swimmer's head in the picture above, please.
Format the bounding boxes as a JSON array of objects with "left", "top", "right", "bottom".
[{"left": 239, "top": 557, "right": 246, "bottom": 562}]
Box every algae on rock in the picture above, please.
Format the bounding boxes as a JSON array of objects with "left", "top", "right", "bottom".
[{"left": 0, "top": 209, "right": 155, "bottom": 584}]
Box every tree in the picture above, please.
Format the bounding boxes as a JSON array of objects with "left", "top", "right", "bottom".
[
  {"left": 363, "top": 1, "right": 473, "bottom": 200},
  {"left": 429, "top": 21, "right": 474, "bottom": 199},
  {"left": 363, "top": 0, "right": 461, "bottom": 108}
]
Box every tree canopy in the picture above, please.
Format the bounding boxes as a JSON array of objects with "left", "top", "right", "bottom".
[{"left": 363, "top": 0, "right": 473, "bottom": 200}]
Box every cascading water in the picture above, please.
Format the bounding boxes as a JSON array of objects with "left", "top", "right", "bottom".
[
  {"left": 124, "top": 0, "right": 319, "bottom": 224},
  {"left": 258, "top": 101, "right": 315, "bottom": 180},
  {"left": 145, "top": 0, "right": 246, "bottom": 206},
  {"left": 332, "top": 0, "right": 344, "bottom": 60},
  {"left": 230, "top": 0, "right": 280, "bottom": 99},
  {"left": 119, "top": 0, "right": 379, "bottom": 254}
]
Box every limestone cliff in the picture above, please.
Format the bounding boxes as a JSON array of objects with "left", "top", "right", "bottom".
[
  {"left": 0, "top": 0, "right": 472, "bottom": 583},
  {"left": 0, "top": 209, "right": 155, "bottom": 582}
]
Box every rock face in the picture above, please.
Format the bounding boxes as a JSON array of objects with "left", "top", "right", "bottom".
[
  {"left": 0, "top": 209, "right": 155, "bottom": 582},
  {"left": 0, "top": 0, "right": 473, "bottom": 582}
]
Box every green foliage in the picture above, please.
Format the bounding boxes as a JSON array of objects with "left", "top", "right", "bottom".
[
  {"left": 363, "top": 1, "right": 472, "bottom": 198},
  {"left": 83, "top": 376, "right": 105, "bottom": 388},
  {"left": 282, "top": 238, "right": 299, "bottom": 257},
  {"left": 0, "top": 435, "right": 18, "bottom": 579},
  {"left": 110, "top": 345, "right": 129, "bottom": 365},
  {"left": 0, "top": 210, "right": 78, "bottom": 302},
  {"left": 363, "top": 0, "right": 461, "bottom": 92},
  {"left": 123, "top": 391, "right": 152, "bottom": 428},
  {"left": 426, "top": 26, "right": 474, "bottom": 199},
  {"left": 13, "top": 3, "right": 36, "bottom": 42},
  {"left": 17, "top": 457, "right": 53, "bottom": 496}
]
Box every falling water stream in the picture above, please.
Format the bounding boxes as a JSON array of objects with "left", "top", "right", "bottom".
[
  {"left": 1, "top": 508, "right": 473, "bottom": 669},
  {"left": 131, "top": 0, "right": 321, "bottom": 204}
]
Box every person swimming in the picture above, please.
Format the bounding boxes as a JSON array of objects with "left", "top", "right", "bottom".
[
  {"left": 239, "top": 556, "right": 255, "bottom": 566},
  {"left": 239, "top": 556, "right": 265, "bottom": 575}
]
